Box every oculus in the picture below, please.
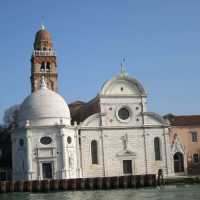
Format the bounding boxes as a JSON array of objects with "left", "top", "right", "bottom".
[
  {"left": 67, "top": 136, "right": 72, "bottom": 144},
  {"left": 40, "top": 136, "right": 52, "bottom": 145},
  {"left": 118, "top": 107, "right": 130, "bottom": 121}
]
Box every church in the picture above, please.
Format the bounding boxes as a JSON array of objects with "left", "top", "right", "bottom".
[{"left": 12, "top": 25, "right": 174, "bottom": 181}]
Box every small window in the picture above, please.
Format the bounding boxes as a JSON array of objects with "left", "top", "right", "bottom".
[
  {"left": 191, "top": 131, "right": 198, "bottom": 142},
  {"left": 19, "top": 139, "right": 24, "bottom": 147},
  {"left": 67, "top": 136, "right": 72, "bottom": 144},
  {"left": 40, "top": 136, "right": 52, "bottom": 145},
  {"left": 123, "top": 160, "right": 132, "bottom": 174},
  {"left": 118, "top": 107, "right": 130, "bottom": 121},
  {"left": 91, "top": 140, "right": 98, "bottom": 164},
  {"left": 193, "top": 154, "right": 199, "bottom": 163},
  {"left": 79, "top": 137, "right": 81, "bottom": 145},
  {"left": 154, "top": 137, "right": 161, "bottom": 161}
]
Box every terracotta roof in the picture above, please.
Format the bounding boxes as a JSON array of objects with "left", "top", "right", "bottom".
[
  {"left": 164, "top": 114, "right": 200, "bottom": 126},
  {"left": 35, "top": 29, "right": 51, "bottom": 42},
  {"left": 34, "top": 28, "right": 52, "bottom": 50},
  {"left": 69, "top": 97, "right": 100, "bottom": 124}
]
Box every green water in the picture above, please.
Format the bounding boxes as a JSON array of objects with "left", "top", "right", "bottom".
[{"left": 0, "top": 185, "right": 200, "bottom": 200}]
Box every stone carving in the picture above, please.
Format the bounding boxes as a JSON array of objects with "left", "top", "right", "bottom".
[{"left": 122, "top": 134, "right": 128, "bottom": 150}]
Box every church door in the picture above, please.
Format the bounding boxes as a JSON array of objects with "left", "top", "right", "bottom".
[
  {"left": 174, "top": 152, "right": 184, "bottom": 173},
  {"left": 42, "top": 162, "right": 53, "bottom": 179},
  {"left": 123, "top": 160, "right": 133, "bottom": 175}
]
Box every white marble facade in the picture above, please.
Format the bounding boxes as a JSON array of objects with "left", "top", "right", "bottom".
[{"left": 12, "top": 72, "right": 173, "bottom": 181}]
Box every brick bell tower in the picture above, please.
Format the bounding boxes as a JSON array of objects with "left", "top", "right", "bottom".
[{"left": 30, "top": 25, "right": 58, "bottom": 92}]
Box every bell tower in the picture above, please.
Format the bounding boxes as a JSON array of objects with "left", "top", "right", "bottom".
[{"left": 30, "top": 25, "right": 58, "bottom": 92}]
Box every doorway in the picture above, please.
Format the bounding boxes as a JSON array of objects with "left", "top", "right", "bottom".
[
  {"left": 42, "top": 162, "right": 53, "bottom": 179},
  {"left": 123, "top": 160, "right": 132, "bottom": 175},
  {"left": 174, "top": 152, "right": 184, "bottom": 173}
]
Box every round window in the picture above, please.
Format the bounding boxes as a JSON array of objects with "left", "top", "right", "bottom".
[
  {"left": 67, "top": 136, "right": 72, "bottom": 144},
  {"left": 118, "top": 107, "right": 130, "bottom": 121},
  {"left": 40, "top": 136, "right": 52, "bottom": 145}
]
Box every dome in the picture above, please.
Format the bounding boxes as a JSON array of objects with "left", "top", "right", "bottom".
[
  {"left": 18, "top": 82, "right": 70, "bottom": 125},
  {"left": 34, "top": 25, "right": 52, "bottom": 50},
  {"left": 35, "top": 29, "right": 51, "bottom": 42}
]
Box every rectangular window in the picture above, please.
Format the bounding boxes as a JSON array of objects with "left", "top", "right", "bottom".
[
  {"left": 193, "top": 154, "right": 199, "bottom": 163},
  {"left": 191, "top": 131, "right": 198, "bottom": 142},
  {"left": 123, "top": 160, "right": 132, "bottom": 174}
]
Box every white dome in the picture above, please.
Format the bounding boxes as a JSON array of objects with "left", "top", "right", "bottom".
[{"left": 18, "top": 86, "right": 70, "bottom": 124}]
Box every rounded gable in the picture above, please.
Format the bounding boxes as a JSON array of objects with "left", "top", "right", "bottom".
[{"left": 99, "top": 73, "right": 147, "bottom": 96}]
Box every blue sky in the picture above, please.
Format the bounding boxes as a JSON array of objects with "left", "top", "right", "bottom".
[{"left": 0, "top": 0, "right": 200, "bottom": 123}]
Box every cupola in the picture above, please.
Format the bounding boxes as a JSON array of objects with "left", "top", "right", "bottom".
[{"left": 34, "top": 25, "right": 53, "bottom": 51}]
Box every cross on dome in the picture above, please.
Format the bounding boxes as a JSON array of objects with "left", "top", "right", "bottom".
[
  {"left": 120, "top": 58, "right": 127, "bottom": 76},
  {"left": 40, "top": 16, "right": 45, "bottom": 30},
  {"left": 40, "top": 24, "right": 45, "bottom": 30}
]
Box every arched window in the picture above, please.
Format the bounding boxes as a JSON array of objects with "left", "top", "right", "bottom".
[
  {"left": 41, "top": 62, "right": 45, "bottom": 72},
  {"left": 46, "top": 62, "right": 50, "bottom": 71},
  {"left": 154, "top": 137, "right": 161, "bottom": 161},
  {"left": 91, "top": 140, "right": 98, "bottom": 164}
]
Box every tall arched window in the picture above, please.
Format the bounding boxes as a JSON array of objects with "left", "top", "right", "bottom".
[
  {"left": 40, "top": 62, "right": 45, "bottom": 72},
  {"left": 154, "top": 137, "right": 161, "bottom": 161},
  {"left": 46, "top": 62, "right": 50, "bottom": 71},
  {"left": 91, "top": 140, "right": 98, "bottom": 164}
]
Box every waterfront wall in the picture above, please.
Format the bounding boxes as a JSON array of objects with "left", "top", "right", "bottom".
[{"left": 0, "top": 174, "right": 156, "bottom": 193}]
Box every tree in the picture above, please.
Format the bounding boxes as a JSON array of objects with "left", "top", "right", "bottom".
[{"left": 3, "top": 105, "right": 20, "bottom": 128}]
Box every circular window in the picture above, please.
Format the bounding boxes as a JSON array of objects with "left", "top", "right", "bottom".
[
  {"left": 67, "top": 136, "right": 72, "bottom": 144},
  {"left": 118, "top": 107, "right": 130, "bottom": 121},
  {"left": 40, "top": 136, "right": 52, "bottom": 145},
  {"left": 19, "top": 139, "right": 24, "bottom": 147}
]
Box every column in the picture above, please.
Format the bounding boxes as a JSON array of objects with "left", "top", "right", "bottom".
[
  {"left": 60, "top": 127, "right": 68, "bottom": 179},
  {"left": 26, "top": 129, "right": 33, "bottom": 180}
]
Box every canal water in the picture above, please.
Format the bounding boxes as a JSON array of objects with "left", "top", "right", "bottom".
[{"left": 0, "top": 184, "right": 199, "bottom": 200}]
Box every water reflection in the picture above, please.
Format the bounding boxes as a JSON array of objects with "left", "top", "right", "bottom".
[{"left": 0, "top": 185, "right": 200, "bottom": 200}]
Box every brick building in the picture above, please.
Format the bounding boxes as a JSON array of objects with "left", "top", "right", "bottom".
[{"left": 165, "top": 114, "right": 200, "bottom": 175}]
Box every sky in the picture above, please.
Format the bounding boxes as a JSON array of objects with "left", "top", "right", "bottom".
[{"left": 0, "top": 0, "right": 200, "bottom": 123}]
